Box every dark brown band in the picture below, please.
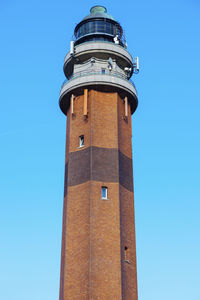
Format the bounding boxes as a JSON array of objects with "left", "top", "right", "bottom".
[
  {"left": 119, "top": 151, "right": 133, "bottom": 191},
  {"left": 64, "top": 163, "right": 68, "bottom": 197},
  {"left": 64, "top": 146, "right": 133, "bottom": 192}
]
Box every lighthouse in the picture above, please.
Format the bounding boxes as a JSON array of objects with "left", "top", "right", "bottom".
[{"left": 59, "top": 6, "right": 139, "bottom": 300}]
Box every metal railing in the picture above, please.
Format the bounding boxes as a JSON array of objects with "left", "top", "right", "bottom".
[
  {"left": 61, "top": 70, "right": 136, "bottom": 90},
  {"left": 71, "top": 36, "right": 127, "bottom": 50}
]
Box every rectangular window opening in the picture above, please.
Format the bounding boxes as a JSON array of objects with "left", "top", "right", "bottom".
[
  {"left": 101, "top": 186, "right": 108, "bottom": 199},
  {"left": 79, "top": 135, "right": 84, "bottom": 148},
  {"left": 124, "top": 246, "right": 130, "bottom": 264}
]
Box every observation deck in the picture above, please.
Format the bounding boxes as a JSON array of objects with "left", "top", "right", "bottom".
[
  {"left": 59, "top": 71, "right": 138, "bottom": 115},
  {"left": 64, "top": 41, "right": 133, "bottom": 79}
]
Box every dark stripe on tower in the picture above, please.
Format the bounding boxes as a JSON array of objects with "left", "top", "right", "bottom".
[
  {"left": 64, "top": 163, "right": 68, "bottom": 197},
  {"left": 65, "top": 146, "right": 133, "bottom": 191},
  {"left": 119, "top": 151, "right": 133, "bottom": 191}
]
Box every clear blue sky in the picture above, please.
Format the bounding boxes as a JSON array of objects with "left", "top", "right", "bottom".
[{"left": 0, "top": 1, "right": 200, "bottom": 299}]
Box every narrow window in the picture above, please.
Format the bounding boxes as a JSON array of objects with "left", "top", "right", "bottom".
[
  {"left": 101, "top": 186, "right": 108, "bottom": 199},
  {"left": 79, "top": 135, "right": 84, "bottom": 147},
  {"left": 101, "top": 69, "right": 105, "bottom": 74},
  {"left": 124, "top": 246, "right": 130, "bottom": 264}
]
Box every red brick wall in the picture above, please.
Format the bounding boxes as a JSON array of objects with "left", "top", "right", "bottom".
[{"left": 59, "top": 90, "right": 138, "bottom": 300}]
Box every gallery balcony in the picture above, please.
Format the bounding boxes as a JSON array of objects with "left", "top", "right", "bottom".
[{"left": 59, "top": 70, "right": 138, "bottom": 115}]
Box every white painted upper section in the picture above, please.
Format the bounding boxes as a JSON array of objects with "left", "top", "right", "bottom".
[
  {"left": 73, "top": 57, "right": 126, "bottom": 79},
  {"left": 59, "top": 73, "right": 137, "bottom": 99},
  {"left": 64, "top": 42, "right": 133, "bottom": 66}
]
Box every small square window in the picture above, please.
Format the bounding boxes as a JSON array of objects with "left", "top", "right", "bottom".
[
  {"left": 101, "top": 186, "right": 108, "bottom": 199},
  {"left": 101, "top": 69, "right": 105, "bottom": 74},
  {"left": 79, "top": 135, "right": 84, "bottom": 147}
]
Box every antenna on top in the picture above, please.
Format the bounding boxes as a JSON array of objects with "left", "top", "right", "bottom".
[
  {"left": 133, "top": 57, "right": 139, "bottom": 74},
  {"left": 70, "top": 40, "right": 74, "bottom": 56},
  {"left": 108, "top": 57, "right": 113, "bottom": 70}
]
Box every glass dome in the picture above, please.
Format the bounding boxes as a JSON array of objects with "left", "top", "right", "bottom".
[{"left": 74, "top": 6, "right": 125, "bottom": 47}]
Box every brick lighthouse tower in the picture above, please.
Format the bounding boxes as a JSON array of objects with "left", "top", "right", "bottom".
[{"left": 59, "top": 6, "right": 139, "bottom": 300}]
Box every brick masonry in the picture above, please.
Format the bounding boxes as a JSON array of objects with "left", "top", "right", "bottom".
[
  {"left": 59, "top": 90, "right": 138, "bottom": 300},
  {"left": 65, "top": 147, "right": 133, "bottom": 191}
]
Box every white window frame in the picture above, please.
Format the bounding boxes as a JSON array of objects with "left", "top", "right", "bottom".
[{"left": 101, "top": 186, "right": 108, "bottom": 199}]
